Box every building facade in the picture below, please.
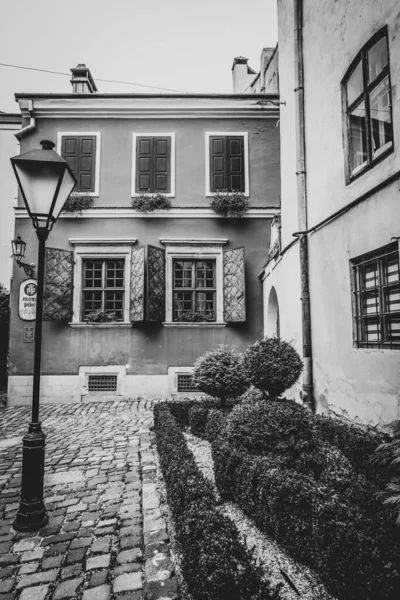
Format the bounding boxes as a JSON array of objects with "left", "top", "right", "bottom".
[
  {"left": 261, "top": 0, "right": 400, "bottom": 426},
  {"left": 8, "top": 72, "right": 280, "bottom": 404}
]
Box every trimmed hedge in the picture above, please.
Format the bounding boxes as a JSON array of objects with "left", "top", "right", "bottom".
[
  {"left": 153, "top": 403, "right": 279, "bottom": 600},
  {"left": 211, "top": 398, "right": 400, "bottom": 600}
]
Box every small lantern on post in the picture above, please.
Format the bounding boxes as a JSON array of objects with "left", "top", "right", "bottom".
[{"left": 10, "top": 140, "right": 76, "bottom": 531}]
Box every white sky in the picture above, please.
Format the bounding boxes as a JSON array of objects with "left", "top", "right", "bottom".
[{"left": 0, "top": 0, "right": 277, "bottom": 112}]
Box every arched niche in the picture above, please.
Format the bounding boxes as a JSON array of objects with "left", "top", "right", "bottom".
[{"left": 267, "top": 286, "right": 280, "bottom": 338}]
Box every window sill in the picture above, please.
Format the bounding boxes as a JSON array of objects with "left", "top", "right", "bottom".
[
  {"left": 69, "top": 322, "right": 133, "bottom": 329},
  {"left": 162, "top": 322, "right": 227, "bottom": 328}
]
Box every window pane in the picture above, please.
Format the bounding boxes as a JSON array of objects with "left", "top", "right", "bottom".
[
  {"left": 105, "top": 291, "right": 124, "bottom": 319},
  {"left": 364, "top": 318, "right": 381, "bottom": 343},
  {"left": 368, "top": 36, "right": 388, "bottom": 83},
  {"left": 106, "top": 260, "right": 124, "bottom": 288},
  {"left": 83, "top": 291, "right": 102, "bottom": 318},
  {"left": 84, "top": 261, "right": 102, "bottom": 288},
  {"left": 173, "top": 291, "right": 193, "bottom": 320},
  {"left": 195, "top": 291, "right": 215, "bottom": 320},
  {"left": 195, "top": 261, "right": 215, "bottom": 288},
  {"left": 349, "top": 101, "right": 367, "bottom": 174},
  {"left": 174, "top": 261, "right": 193, "bottom": 288},
  {"left": 347, "top": 60, "right": 364, "bottom": 106},
  {"left": 369, "top": 76, "right": 393, "bottom": 158}
]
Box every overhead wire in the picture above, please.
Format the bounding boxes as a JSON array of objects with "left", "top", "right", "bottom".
[{"left": 0, "top": 62, "right": 189, "bottom": 94}]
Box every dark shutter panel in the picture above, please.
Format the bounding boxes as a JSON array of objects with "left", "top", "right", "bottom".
[
  {"left": 154, "top": 137, "right": 171, "bottom": 193},
  {"left": 147, "top": 245, "right": 165, "bottom": 322},
  {"left": 43, "top": 248, "right": 74, "bottom": 321},
  {"left": 78, "top": 136, "right": 96, "bottom": 192},
  {"left": 61, "top": 137, "right": 78, "bottom": 181},
  {"left": 136, "top": 137, "right": 153, "bottom": 192},
  {"left": 130, "top": 247, "right": 145, "bottom": 322},
  {"left": 210, "top": 137, "right": 226, "bottom": 192},
  {"left": 227, "top": 137, "right": 245, "bottom": 192},
  {"left": 223, "top": 247, "right": 246, "bottom": 322}
]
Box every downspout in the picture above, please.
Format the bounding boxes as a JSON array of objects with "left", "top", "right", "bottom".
[
  {"left": 294, "top": 0, "right": 314, "bottom": 410},
  {"left": 14, "top": 100, "right": 35, "bottom": 141}
]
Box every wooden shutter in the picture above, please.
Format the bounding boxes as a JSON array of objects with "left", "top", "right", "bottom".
[
  {"left": 136, "top": 137, "right": 153, "bottom": 192},
  {"left": 147, "top": 245, "right": 165, "bottom": 322},
  {"left": 210, "top": 137, "right": 226, "bottom": 191},
  {"left": 154, "top": 137, "right": 170, "bottom": 193},
  {"left": 43, "top": 248, "right": 74, "bottom": 321},
  {"left": 61, "top": 135, "right": 96, "bottom": 192},
  {"left": 130, "top": 247, "right": 145, "bottom": 322},
  {"left": 223, "top": 247, "right": 246, "bottom": 322},
  {"left": 227, "top": 137, "right": 245, "bottom": 192}
]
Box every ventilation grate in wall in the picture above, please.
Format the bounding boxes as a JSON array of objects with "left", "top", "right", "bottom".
[
  {"left": 177, "top": 374, "right": 197, "bottom": 393},
  {"left": 88, "top": 374, "right": 117, "bottom": 393}
]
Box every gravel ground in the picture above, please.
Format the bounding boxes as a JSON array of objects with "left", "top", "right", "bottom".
[{"left": 184, "top": 431, "right": 337, "bottom": 600}]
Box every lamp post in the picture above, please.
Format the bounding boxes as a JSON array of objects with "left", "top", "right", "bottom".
[
  {"left": 10, "top": 140, "right": 76, "bottom": 531},
  {"left": 11, "top": 235, "right": 35, "bottom": 278}
]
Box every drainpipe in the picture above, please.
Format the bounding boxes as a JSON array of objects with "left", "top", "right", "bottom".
[
  {"left": 15, "top": 100, "right": 35, "bottom": 141},
  {"left": 294, "top": 0, "right": 314, "bottom": 410}
]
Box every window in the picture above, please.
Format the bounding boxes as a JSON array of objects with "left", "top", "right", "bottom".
[
  {"left": 132, "top": 133, "right": 175, "bottom": 196},
  {"left": 351, "top": 243, "right": 400, "bottom": 349},
  {"left": 173, "top": 259, "right": 216, "bottom": 321},
  {"left": 57, "top": 132, "right": 101, "bottom": 195},
  {"left": 82, "top": 259, "right": 125, "bottom": 321},
  {"left": 343, "top": 28, "right": 393, "bottom": 179},
  {"left": 205, "top": 132, "right": 249, "bottom": 196}
]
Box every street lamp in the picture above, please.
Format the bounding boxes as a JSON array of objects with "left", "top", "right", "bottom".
[
  {"left": 11, "top": 235, "right": 35, "bottom": 278},
  {"left": 10, "top": 140, "right": 76, "bottom": 531}
]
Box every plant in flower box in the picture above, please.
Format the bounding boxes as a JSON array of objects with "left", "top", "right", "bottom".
[
  {"left": 85, "top": 310, "right": 118, "bottom": 323},
  {"left": 209, "top": 189, "right": 249, "bottom": 218},
  {"left": 131, "top": 192, "right": 171, "bottom": 213}
]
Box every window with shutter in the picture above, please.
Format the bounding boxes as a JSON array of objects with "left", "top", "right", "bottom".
[
  {"left": 58, "top": 132, "right": 100, "bottom": 195},
  {"left": 135, "top": 136, "right": 172, "bottom": 193},
  {"left": 209, "top": 135, "right": 245, "bottom": 193}
]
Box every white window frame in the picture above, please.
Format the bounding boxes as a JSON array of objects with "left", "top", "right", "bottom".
[
  {"left": 68, "top": 239, "right": 136, "bottom": 326},
  {"left": 131, "top": 132, "right": 176, "bottom": 197},
  {"left": 56, "top": 132, "right": 101, "bottom": 197},
  {"left": 161, "top": 239, "right": 228, "bottom": 325},
  {"left": 205, "top": 131, "right": 249, "bottom": 197}
]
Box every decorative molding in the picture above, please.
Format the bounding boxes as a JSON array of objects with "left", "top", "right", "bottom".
[
  {"left": 69, "top": 322, "right": 133, "bottom": 329},
  {"left": 131, "top": 132, "right": 175, "bottom": 197},
  {"left": 15, "top": 207, "right": 279, "bottom": 219},
  {"left": 163, "top": 322, "right": 227, "bottom": 328},
  {"left": 69, "top": 238, "right": 137, "bottom": 246},
  {"left": 205, "top": 132, "right": 249, "bottom": 197},
  {"left": 56, "top": 132, "right": 101, "bottom": 197},
  {"left": 160, "top": 238, "right": 228, "bottom": 246}
]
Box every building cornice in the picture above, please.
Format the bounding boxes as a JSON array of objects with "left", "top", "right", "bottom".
[
  {"left": 15, "top": 96, "right": 280, "bottom": 120},
  {"left": 15, "top": 207, "right": 280, "bottom": 219}
]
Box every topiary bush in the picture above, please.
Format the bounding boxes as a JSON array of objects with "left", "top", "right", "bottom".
[
  {"left": 205, "top": 408, "right": 228, "bottom": 443},
  {"left": 189, "top": 405, "right": 211, "bottom": 438},
  {"left": 242, "top": 337, "right": 303, "bottom": 397},
  {"left": 373, "top": 419, "right": 400, "bottom": 526},
  {"left": 192, "top": 346, "right": 249, "bottom": 408},
  {"left": 153, "top": 403, "right": 279, "bottom": 599}
]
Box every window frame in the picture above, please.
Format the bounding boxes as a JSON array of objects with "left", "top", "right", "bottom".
[
  {"left": 342, "top": 27, "right": 393, "bottom": 183},
  {"left": 57, "top": 131, "right": 101, "bottom": 196},
  {"left": 69, "top": 241, "right": 136, "bottom": 326},
  {"left": 350, "top": 242, "right": 400, "bottom": 350},
  {"left": 172, "top": 258, "right": 217, "bottom": 322},
  {"left": 82, "top": 258, "right": 126, "bottom": 322},
  {"left": 131, "top": 133, "right": 175, "bottom": 197},
  {"left": 205, "top": 132, "right": 249, "bottom": 197}
]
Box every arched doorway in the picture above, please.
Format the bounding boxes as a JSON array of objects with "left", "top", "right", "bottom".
[{"left": 267, "top": 286, "right": 280, "bottom": 337}]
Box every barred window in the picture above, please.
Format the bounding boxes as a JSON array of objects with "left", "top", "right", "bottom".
[
  {"left": 173, "top": 259, "right": 216, "bottom": 322},
  {"left": 82, "top": 259, "right": 125, "bottom": 321},
  {"left": 343, "top": 28, "right": 393, "bottom": 180},
  {"left": 352, "top": 243, "right": 400, "bottom": 349}
]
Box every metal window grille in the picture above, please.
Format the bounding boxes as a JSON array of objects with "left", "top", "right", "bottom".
[
  {"left": 172, "top": 259, "right": 216, "bottom": 322},
  {"left": 352, "top": 242, "right": 400, "bottom": 349},
  {"left": 177, "top": 374, "right": 197, "bottom": 393},
  {"left": 88, "top": 374, "right": 118, "bottom": 393}
]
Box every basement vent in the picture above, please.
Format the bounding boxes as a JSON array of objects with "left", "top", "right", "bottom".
[
  {"left": 177, "top": 374, "right": 197, "bottom": 393},
  {"left": 88, "top": 374, "right": 118, "bottom": 393}
]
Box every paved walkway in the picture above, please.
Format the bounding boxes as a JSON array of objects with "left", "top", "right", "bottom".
[{"left": 0, "top": 400, "right": 179, "bottom": 600}]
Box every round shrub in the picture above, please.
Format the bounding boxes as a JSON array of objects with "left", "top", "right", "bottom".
[
  {"left": 205, "top": 408, "right": 228, "bottom": 443},
  {"left": 192, "top": 346, "right": 248, "bottom": 407},
  {"left": 240, "top": 386, "right": 266, "bottom": 404},
  {"left": 242, "top": 337, "right": 303, "bottom": 397}
]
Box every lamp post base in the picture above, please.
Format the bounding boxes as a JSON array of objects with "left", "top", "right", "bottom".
[{"left": 13, "top": 423, "right": 48, "bottom": 532}]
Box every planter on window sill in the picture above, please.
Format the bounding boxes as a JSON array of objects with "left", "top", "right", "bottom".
[
  {"left": 162, "top": 322, "right": 227, "bottom": 328},
  {"left": 69, "top": 322, "right": 133, "bottom": 329},
  {"left": 131, "top": 193, "right": 171, "bottom": 213},
  {"left": 209, "top": 190, "right": 249, "bottom": 218}
]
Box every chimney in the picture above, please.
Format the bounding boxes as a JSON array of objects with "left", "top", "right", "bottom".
[
  {"left": 231, "top": 56, "right": 256, "bottom": 94},
  {"left": 70, "top": 64, "right": 98, "bottom": 94}
]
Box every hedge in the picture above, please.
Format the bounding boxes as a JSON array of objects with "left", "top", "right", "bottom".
[
  {"left": 153, "top": 403, "right": 280, "bottom": 600},
  {"left": 210, "top": 398, "right": 400, "bottom": 600}
]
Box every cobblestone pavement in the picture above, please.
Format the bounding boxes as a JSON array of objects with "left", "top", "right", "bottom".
[{"left": 0, "top": 399, "right": 179, "bottom": 600}]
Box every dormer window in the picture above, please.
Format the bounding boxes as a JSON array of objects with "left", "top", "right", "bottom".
[{"left": 342, "top": 28, "right": 393, "bottom": 181}]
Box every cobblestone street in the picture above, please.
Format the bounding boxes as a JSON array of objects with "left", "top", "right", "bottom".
[{"left": 0, "top": 399, "right": 178, "bottom": 600}]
